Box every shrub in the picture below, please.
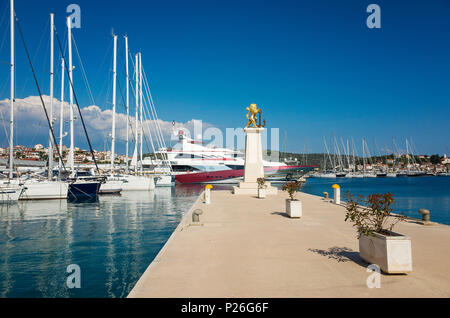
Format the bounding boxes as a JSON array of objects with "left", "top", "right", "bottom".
[
  {"left": 345, "top": 192, "right": 406, "bottom": 238},
  {"left": 257, "top": 177, "right": 267, "bottom": 189},
  {"left": 281, "top": 181, "right": 302, "bottom": 201}
]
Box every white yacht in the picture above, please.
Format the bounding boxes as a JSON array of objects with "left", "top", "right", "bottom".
[{"left": 145, "top": 131, "right": 316, "bottom": 184}]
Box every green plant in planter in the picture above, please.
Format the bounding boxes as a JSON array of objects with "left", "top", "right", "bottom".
[
  {"left": 345, "top": 192, "right": 406, "bottom": 238},
  {"left": 257, "top": 177, "right": 267, "bottom": 189},
  {"left": 281, "top": 181, "right": 302, "bottom": 201}
]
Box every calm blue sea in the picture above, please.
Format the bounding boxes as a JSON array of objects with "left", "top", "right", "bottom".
[
  {"left": 301, "top": 176, "right": 450, "bottom": 225},
  {"left": 0, "top": 185, "right": 203, "bottom": 298}
]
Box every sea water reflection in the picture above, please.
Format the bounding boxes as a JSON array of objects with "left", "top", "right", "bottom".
[{"left": 0, "top": 185, "right": 203, "bottom": 298}]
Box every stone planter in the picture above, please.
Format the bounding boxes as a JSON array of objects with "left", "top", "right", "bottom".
[
  {"left": 286, "top": 199, "right": 302, "bottom": 218},
  {"left": 359, "top": 231, "right": 412, "bottom": 274},
  {"left": 258, "top": 188, "right": 266, "bottom": 199}
]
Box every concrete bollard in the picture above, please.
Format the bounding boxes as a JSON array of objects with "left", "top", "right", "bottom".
[
  {"left": 204, "top": 185, "right": 213, "bottom": 204},
  {"left": 419, "top": 209, "right": 430, "bottom": 223},
  {"left": 332, "top": 184, "right": 341, "bottom": 205},
  {"left": 192, "top": 209, "right": 203, "bottom": 223},
  {"left": 323, "top": 192, "right": 329, "bottom": 200}
]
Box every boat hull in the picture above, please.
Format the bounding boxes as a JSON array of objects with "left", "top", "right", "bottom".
[
  {"left": 99, "top": 180, "right": 123, "bottom": 195},
  {"left": 68, "top": 181, "right": 101, "bottom": 200},
  {"left": 0, "top": 186, "right": 23, "bottom": 203},
  {"left": 155, "top": 175, "right": 174, "bottom": 187},
  {"left": 120, "top": 176, "right": 155, "bottom": 191},
  {"left": 19, "top": 181, "right": 69, "bottom": 200},
  {"left": 175, "top": 165, "right": 315, "bottom": 184}
]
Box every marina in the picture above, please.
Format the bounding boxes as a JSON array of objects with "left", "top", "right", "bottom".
[
  {"left": 0, "top": 0, "right": 448, "bottom": 303},
  {"left": 0, "top": 175, "right": 449, "bottom": 297}
]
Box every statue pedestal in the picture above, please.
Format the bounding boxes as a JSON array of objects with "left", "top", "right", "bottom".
[{"left": 233, "top": 127, "right": 278, "bottom": 196}]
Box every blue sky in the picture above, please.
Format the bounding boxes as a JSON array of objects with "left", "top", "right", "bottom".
[{"left": 0, "top": 0, "right": 449, "bottom": 155}]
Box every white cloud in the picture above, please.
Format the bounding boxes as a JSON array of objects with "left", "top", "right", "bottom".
[{"left": 0, "top": 95, "right": 214, "bottom": 153}]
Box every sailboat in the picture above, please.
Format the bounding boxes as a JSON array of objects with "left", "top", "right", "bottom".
[
  {"left": 99, "top": 34, "right": 123, "bottom": 195},
  {"left": 333, "top": 136, "right": 347, "bottom": 177},
  {"left": 405, "top": 138, "right": 425, "bottom": 177},
  {"left": 63, "top": 16, "right": 101, "bottom": 200},
  {"left": 0, "top": 185, "right": 23, "bottom": 203},
  {"left": 113, "top": 50, "right": 154, "bottom": 191},
  {"left": 319, "top": 137, "right": 336, "bottom": 178},
  {"left": 361, "top": 138, "right": 376, "bottom": 178},
  {"left": 15, "top": 13, "right": 69, "bottom": 200},
  {"left": 386, "top": 138, "right": 398, "bottom": 177},
  {"left": 345, "top": 138, "right": 358, "bottom": 178},
  {"left": 138, "top": 60, "right": 174, "bottom": 187},
  {"left": 1, "top": 8, "right": 73, "bottom": 200},
  {"left": 0, "top": 0, "right": 26, "bottom": 203}
]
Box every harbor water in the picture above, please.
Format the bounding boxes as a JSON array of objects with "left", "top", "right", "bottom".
[
  {"left": 0, "top": 185, "right": 203, "bottom": 298},
  {"left": 301, "top": 176, "right": 450, "bottom": 226},
  {"left": 1, "top": 177, "right": 449, "bottom": 298}
]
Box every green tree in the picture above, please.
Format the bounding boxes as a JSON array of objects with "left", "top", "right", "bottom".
[{"left": 430, "top": 154, "right": 441, "bottom": 165}]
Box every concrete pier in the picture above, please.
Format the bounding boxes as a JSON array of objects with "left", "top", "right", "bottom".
[{"left": 129, "top": 190, "right": 450, "bottom": 298}]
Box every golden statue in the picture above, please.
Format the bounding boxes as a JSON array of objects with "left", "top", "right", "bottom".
[{"left": 246, "top": 104, "right": 262, "bottom": 128}]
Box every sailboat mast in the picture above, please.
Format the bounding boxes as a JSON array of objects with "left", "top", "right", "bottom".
[
  {"left": 67, "top": 17, "right": 75, "bottom": 173},
  {"left": 134, "top": 53, "right": 139, "bottom": 174},
  {"left": 9, "top": 0, "right": 14, "bottom": 179},
  {"left": 323, "top": 137, "right": 333, "bottom": 172},
  {"left": 362, "top": 138, "right": 366, "bottom": 174},
  {"left": 48, "top": 13, "right": 54, "bottom": 180},
  {"left": 391, "top": 137, "right": 396, "bottom": 171},
  {"left": 406, "top": 139, "right": 410, "bottom": 173},
  {"left": 111, "top": 35, "right": 117, "bottom": 173},
  {"left": 59, "top": 57, "right": 65, "bottom": 168},
  {"left": 125, "top": 36, "right": 129, "bottom": 175},
  {"left": 139, "top": 53, "right": 143, "bottom": 175},
  {"left": 346, "top": 139, "right": 350, "bottom": 170},
  {"left": 351, "top": 137, "right": 356, "bottom": 172}
]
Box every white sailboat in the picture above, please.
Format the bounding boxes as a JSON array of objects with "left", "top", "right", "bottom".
[
  {"left": 138, "top": 62, "right": 174, "bottom": 186},
  {"left": 386, "top": 137, "right": 399, "bottom": 177},
  {"left": 361, "top": 138, "right": 376, "bottom": 178},
  {"left": 16, "top": 13, "right": 69, "bottom": 200},
  {"left": 64, "top": 16, "right": 101, "bottom": 200},
  {"left": 110, "top": 47, "right": 154, "bottom": 191},
  {"left": 99, "top": 34, "right": 123, "bottom": 195},
  {"left": 19, "top": 178, "right": 68, "bottom": 200},
  {"left": 350, "top": 137, "right": 364, "bottom": 178},
  {"left": 1, "top": 0, "right": 25, "bottom": 203},
  {"left": 320, "top": 137, "right": 336, "bottom": 178}
]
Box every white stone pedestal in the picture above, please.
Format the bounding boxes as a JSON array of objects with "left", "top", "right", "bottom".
[
  {"left": 334, "top": 187, "right": 341, "bottom": 205},
  {"left": 233, "top": 127, "right": 278, "bottom": 196}
]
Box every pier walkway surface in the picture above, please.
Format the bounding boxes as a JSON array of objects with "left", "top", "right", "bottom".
[{"left": 129, "top": 190, "right": 450, "bottom": 298}]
